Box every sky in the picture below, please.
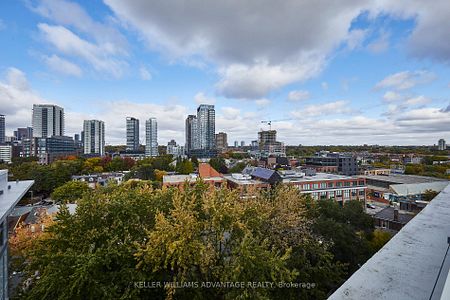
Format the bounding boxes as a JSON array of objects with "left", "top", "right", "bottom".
[{"left": 0, "top": 0, "right": 449, "bottom": 146}]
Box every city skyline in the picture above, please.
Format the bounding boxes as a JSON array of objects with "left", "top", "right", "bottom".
[{"left": 1, "top": 1, "right": 450, "bottom": 145}]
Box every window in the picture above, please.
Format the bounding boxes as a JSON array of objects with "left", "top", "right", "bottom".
[
  {"left": 328, "top": 182, "right": 334, "bottom": 188},
  {"left": 336, "top": 190, "right": 342, "bottom": 196},
  {"left": 358, "top": 180, "right": 365, "bottom": 186},
  {"left": 352, "top": 181, "right": 358, "bottom": 186},
  {"left": 359, "top": 190, "right": 365, "bottom": 196},
  {"left": 336, "top": 182, "right": 342, "bottom": 187},
  {"left": 303, "top": 184, "right": 310, "bottom": 190},
  {"left": 320, "top": 191, "right": 327, "bottom": 200},
  {"left": 313, "top": 183, "right": 319, "bottom": 189},
  {"left": 344, "top": 181, "right": 350, "bottom": 187},
  {"left": 320, "top": 182, "right": 326, "bottom": 189},
  {"left": 344, "top": 190, "right": 350, "bottom": 198}
]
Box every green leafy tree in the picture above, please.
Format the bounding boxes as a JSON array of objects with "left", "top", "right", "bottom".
[
  {"left": 191, "top": 156, "right": 199, "bottom": 167},
  {"left": 306, "top": 200, "right": 375, "bottom": 274},
  {"left": 422, "top": 189, "right": 439, "bottom": 201},
  {"left": 209, "top": 157, "right": 228, "bottom": 173},
  {"left": 228, "top": 162, "right": 247, "bottom": 173},
  {"left": 51, "top": 181, "right": 91, "bottom": 203},
  {"left": 176, "top": 159, "right": 194, "bottom": 174},
  {"left": 369, "top": 230, "right": 392, "bottom": 252},
  {"left": 22, "top": 184, "right": 346, "bottom": 299}
]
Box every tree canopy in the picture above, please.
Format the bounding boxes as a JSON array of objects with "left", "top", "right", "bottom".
[
  {"left": 20, "top": 183, "right": 360, "bottom": 299},
  {"left": 51, "top": 181, "right": 91, "bottom": 203}
]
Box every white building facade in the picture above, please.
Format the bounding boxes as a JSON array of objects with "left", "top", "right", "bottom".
[
  {"left": 83, "top": 120, "right": 105, "bottom": 156},
  {"left": 32, "top": 104, "right": 64, "bottom": 138},
  {"left": 145, "top": 118, "right": 158, "bottom": 157},
  {"left": 0, "top": 146, "right": 12, "bottom": 164}
]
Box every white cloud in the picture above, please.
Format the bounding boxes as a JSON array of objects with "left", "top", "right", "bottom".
[
  {"left": 216, "top": 57, "right": 324, "bottom": 99},
  {"left": 375, "top": 70, "right": 436, "bottom": 90},
  {"left": 291, "top": 100, "right": 352, "bottom": 118},
  {"left": 104, "top": 0, "right": 369, "bottom": 99},
  {"left": 372, "top": 0, "right": 450, "bottom": 63},
  {"left": 42, "top": 54, "right": 82, "bottom": 77},
  {"left": 404, "top": 95, "right": 431, "bottom": 106},
  {"left": 68, "top": 101, "right": 189, "bottom": 145},
  {"left": 139, "top": 66, "right": 152, "bottom": 80},
  {"left": 0, "top": 68, "right": 52, "bottom": 133},
  {"left": 254, "top": 98, "right": 271, "bottom": 107},
  {"left": 31, "top": 0, "right": 128, "bottom": 55},
  {"left": 194, "top": 92, "right": 216, "bottom": 105},
  {"left": 5, "top": 68, "right": 30, "bottom": 90},
  {"left": 367, "top": 31, "right": 390, "bottom": 54},
  {"left": 395, "top": 107, "right": 450, "bottom": 132},
  {"left": 221, "top": 107, "right": 240, "bottom": 120},
  {"left": 38, "top": 23, "right": 127, "bottom": 78},
  {"left": 346, "top": 29, "right": 368, "bottom": 50},
  {"left": 288, "top": 90, "right": 310, "bottom": 102},
  {"left": 321, "top": 82, "right": 329, "bottom": 91},
  {"left": 383, "top": 91, "right": 403, "bottom": 102},
  {"left": 3, "top": 67, "right": 448, "bottom": 145},
  {"left": 104, "top": 1, "right": 450, "bottom": 99},
  {"left": 30, "top": 0, "right": 129, "bottom": 78}
]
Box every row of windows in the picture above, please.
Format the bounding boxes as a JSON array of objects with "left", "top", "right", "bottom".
[
  {"left": 300, "top": 180, "right": 365, "bottom": 190},
  {"left": 309, "top": 189, "right": 366, "bottom": 200}
]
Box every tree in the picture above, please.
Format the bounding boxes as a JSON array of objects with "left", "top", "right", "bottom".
[
  {"left": 209, "top": 157, "right": 228, "bottom": 173},
  {"left": 191, "top": 156, "right": 199, "bottom": 167},
  {"left": 176, "top": 159, "right": 194, "bottom": 174},
  {"left": 228, "top": 162, "right": 247, "bottom": 173},
  {"left": 51, "top": 181, "right": 90, "bottom": 203},
  {"left": 154, "top": 170, "right": 167, "bottom": 182},
  {"left": 423, "top": 189, "right": 439, "bottom": 201},
  {"left": 22, "top": 184, "right": 346, "bottom": 299},
  {"left": 306, "top": 200, "right": 376, "bottom": 275},
  {"left": 369, "top": 230, "right": 392, "bottom": 252}
]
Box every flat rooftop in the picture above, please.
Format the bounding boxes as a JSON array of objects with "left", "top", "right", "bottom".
[
  {"left": 163, "top": 174, "right": 223, "bottom": 184},
  {"left": 280, "top": 172, "right": 356, "bottom": 183},
  {"left": 223, "top": 174, "right": 266, "bottom": 185},
  {"left": 163, "top": 174, "right": 194, "bottom": 184},
  {"left": 330, "top": 182, "right": 450, "bottom": 300},
  {"left": 361, "top": 173, "right": 447, "bottom": 184}
]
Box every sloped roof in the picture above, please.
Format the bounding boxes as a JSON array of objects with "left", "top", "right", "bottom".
[
  {"left": 374, "top": 207, "right": 414, "bottom": 224},
  {"left": 9, "top": 206, "right": 33, "bottom": 217},
  {"left": 199, "top": 163, "right": 222, "bottom": 178},
  {"left": 251, "top": 167, "right": 276, "bottom": 180},
  {"left": 390, "top": 181, "right": 449, "bottom": 196}
]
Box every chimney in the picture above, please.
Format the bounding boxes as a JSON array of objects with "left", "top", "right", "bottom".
[{"left": 393, "top": 203, "right": 399, "bottom": 222}]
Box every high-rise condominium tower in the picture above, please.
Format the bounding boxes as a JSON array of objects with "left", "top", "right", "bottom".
[
  {"left": 0, "top": 115, "right": 5, "bottom": 144},
  {"left": 145, "top": 118, "right": 158, "bottom": 157},
  {"left": 438, "top": 139, "right": 446, "bottom": 151},
  {"left": 185, "top": 115, "right": 198, "bottom": 155},
  {"left": 32, "top": 104, "right": 64, "bottom": 138},
  {"left": 83, "top": 120, "right": 105, "bottom": 156},
  {"left": 126, "top": 117, "right": 140, "bottom": 151},
  {"left": 215, "top": 132, "right": 228, "bottom": 150},
  {"left": 185, "top": 104, "right": 216, "bottom": 158},
  {"left": 197, "top": 104, "right": 215, "bottom": 151}
]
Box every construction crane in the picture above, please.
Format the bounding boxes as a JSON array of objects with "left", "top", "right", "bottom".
[{"left": 261, "top": 119, "right": 292, "bottom": 130}]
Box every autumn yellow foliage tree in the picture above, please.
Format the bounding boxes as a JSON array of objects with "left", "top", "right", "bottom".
[{"left": 21, "top": 182, "right": 347, "bottom": 299}]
